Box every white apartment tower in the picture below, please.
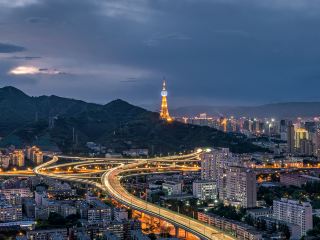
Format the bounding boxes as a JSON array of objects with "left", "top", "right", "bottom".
[
  {"left": 201, "top": 148, "right": 242, "bottom": 200},
  {"left": 226, "top": 166, "right": 257, "bottom": 208},
  {"left": 273, "top": 198, "right": 313, "bottom": 238},
  {"left": 192, "top": 180, "right": 218, "bottom": 200}
]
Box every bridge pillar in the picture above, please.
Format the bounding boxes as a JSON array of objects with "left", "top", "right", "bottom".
[{"left": 175, "top": 227, "right": 179, "bottom": 238}]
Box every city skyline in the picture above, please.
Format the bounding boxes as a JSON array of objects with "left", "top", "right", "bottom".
[
  {"left": 1, "top": 1, "right": 320, "bottom": 108},
  {"left": 1, "top": 1, "right": 320, "bottom": 240}
]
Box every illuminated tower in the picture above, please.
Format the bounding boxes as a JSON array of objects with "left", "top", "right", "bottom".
[{"left": 160, "top": 80, "right": 172, "bottom": 122}]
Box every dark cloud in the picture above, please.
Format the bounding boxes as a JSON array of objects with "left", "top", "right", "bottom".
[
  {"left": 10, "top": 56, "right": 41, "bottom": 60},
  {"left": 0, "top": 43, "right": 25, "bottom": 53},
  {"left": 0, "top": 0, "right": 320, "bottom": 109},
  {"left": 144, "top": 32, "right": 191, "bottom": 47},
  {"left": 120, "top": 77, "right": 139, "bottom": 83},
  {"left": 26, "top": 17, "right": 48, "bottom": 23}
]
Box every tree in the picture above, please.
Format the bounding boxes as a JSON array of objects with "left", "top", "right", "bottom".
[
  {"left": 48, "top": 212, "right": 66, "bottom": 226},
  {"left": 65, "top": 213, "right": 80, "bottom": 227},
  {"left": 279, "top": 224, "right": 291, "bottom": 239},
  {"left": 244, "top": 215, "right": 254, "bottom": 226},
  {"left": 148, "top": 233, "right": 157, "bottom": 240},
  {"left": 256, "top": 218, "right": 266, "bottom": 231},
  {"left": 270, "top": 222, "right": 277, "bottom": 233},
  {"left": 210, "top": 203, "right": 245, "bottom": 221}
]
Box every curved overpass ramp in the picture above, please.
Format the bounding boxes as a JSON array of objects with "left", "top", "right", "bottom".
[
  {"left": 34, "top": 152, "right": 235, "bottom": 240},
  {"left": 101, "top": 162, "right": 234, "bottom": 240}
]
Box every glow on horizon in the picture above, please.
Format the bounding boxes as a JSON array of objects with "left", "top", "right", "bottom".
[{"left": 9, "top": 66, "right": 62, "bottom": 75}]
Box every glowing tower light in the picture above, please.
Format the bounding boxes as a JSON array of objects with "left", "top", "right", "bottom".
[{"left": 160, "top": 79, "right": 172, "bottom": 122}]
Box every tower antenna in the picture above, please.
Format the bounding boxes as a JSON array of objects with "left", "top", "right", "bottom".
[{"left": 160, "top": 78, "right": 172, "bottom": 122}]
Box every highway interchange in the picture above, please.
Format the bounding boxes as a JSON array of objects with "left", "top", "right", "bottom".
[
  {"left": 28, "top": 150, "right": 235, "bottom": 240},
  {"left": 2, "top": 150, "right": 319, "bottom": 239}
]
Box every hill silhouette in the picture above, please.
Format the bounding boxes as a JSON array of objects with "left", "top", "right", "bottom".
[{"left": 0, "top": 86, "right": 264, "bottom": 154}]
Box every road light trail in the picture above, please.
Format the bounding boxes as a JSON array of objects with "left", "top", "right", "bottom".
[
  {"left": 33, "top": 150, "right": 235, "bottom": 240},
  {"left": 101, "top": 161, "right": 234, "bottom": 240}
]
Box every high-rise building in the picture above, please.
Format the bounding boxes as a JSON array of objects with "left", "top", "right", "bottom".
[
  {"left": 280, "top": 119, "right": 287, "bottom": 133},
  {"left": 300, "top": 139, "right": 314, "bottom": 155},
  {"left": 287, "top": 121, "right": 295, "bottom": 154},
  {"left": 26, "top": 146, "right": 35, "bottom": 160},
  {"left": 200, "top": 150, "right": 217, "bottom": 181},
  {"left": 273, "top": 198, "right": 313, "bottom": 238},
  {"left": 243, "top": 119, "right": 253, "bottom": 132},
  {"left": 313, "top": 129, "right": 320, "bottom": 158},
  {"left": 33, "top": 151, "right": 43, "bottom": 165},
  {"left": 26, "top": 146, "right": 43, "bottom": 165},
  {"left": 200, "top": 148, "right": 256, "bottom": 208},
  {"left": 304, "top": 121, "right": 316, "bottom": 133},
  {"left": 0, "top": 154, "right": 10, "bottom": 169},
  {"left": 225, "top": 166, "right": 257, "bottom": 208},
  {"left": 295, "top": 128, "right": 309, "bottom": 149},
  {"left": 200, "top": 148, "right": 242, "bottom": 201},
  {"left": 10, "top": 150, "right": 25, "bottom": 167},
  {"left": 160, "top": 80, "right": 172, "bottom": 122}
]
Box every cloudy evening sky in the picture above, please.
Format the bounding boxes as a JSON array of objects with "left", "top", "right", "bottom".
[{"left": 1, "top": 0, "right": 320, "bottom": 110}]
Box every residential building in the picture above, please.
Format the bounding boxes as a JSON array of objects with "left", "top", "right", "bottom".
[
  {"left": 198, "top": 211, "right": 264, "bottom": 240},
  {"left": 0, "top": 188, "right": 33, "bottom": 198},
  {"left": 26, "top": 146, "right": 43, "bottom": 165},
  {"left": 0, "top": 202, "right": 22, "bottom": 222},
  {"left": 259, "top": 217, "right": 301, "bottom": 240},
  {"left": 225, "top": 166, "right": 257, "bottom": 208},
  {"left": 26, "top": 228, "right": 68, "bottom": 240},
  {"left": 60, "top": 204, "right": 77, "bottom": 218},
  {"left": 88, "top": 200, "right": 112, "bottom": 223},
  {"left": 10, "top": 150, "right": 25, "bottom": 167},
  {"left": 106, "top": 221, "right": 125, "bottom": 240},
  {"left": 200, "top": 148, "right": 240, "bottom": 200},
  {"left": 162, "top": 181, "right": 182, "bottom": 196},
  {"left": 114, "top": 208, "right": 128, "bottom": 222},
  {"left": 246, "top": 208, "right": 273, "bottom": 220},
  {"left": 273, "top": 198, "right": 313, "bottom": 238},
  {"left": 287, "top": 122, "right": 295, "bottom": 154},
  {"left": 295, "top": 128, "right": 309, "bottom": 149},
  {"left": 0, "top": 154, "right": 10, "bottom": 169},
  {"left": 280, "top": 173, "right": 320, "bottom": 187},
  {"left": 300, "top": 139, "right": 314, "bottom": 155},
  {"left": 35, "top": 190, "right": 48, "bottom": 206},
  {"left": 192, "top": 180, "right": 217, "bottom": 200}
]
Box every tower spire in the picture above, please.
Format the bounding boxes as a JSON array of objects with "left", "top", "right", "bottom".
[{"left": 160, "top": 78, "right": 172, "bottom": 122}]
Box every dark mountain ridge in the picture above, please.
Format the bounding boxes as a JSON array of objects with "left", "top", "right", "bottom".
[{"left": 0, "top": 86, "right": 263, "bottom": 154}]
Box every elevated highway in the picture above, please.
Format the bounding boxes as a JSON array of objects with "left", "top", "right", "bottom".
[{"left": 32, "top": 151, "right": 235, "bottom": 240}]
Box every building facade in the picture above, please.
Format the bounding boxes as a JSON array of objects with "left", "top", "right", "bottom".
[
  {"left": 192, "top": 180, "right": 217, "bottom": 200},
  {"left": 225, "top": 166, "right": 257, "bottom": 208},
  {"left": 273, "top": 198, "right": 313, "bottom": 238}
]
